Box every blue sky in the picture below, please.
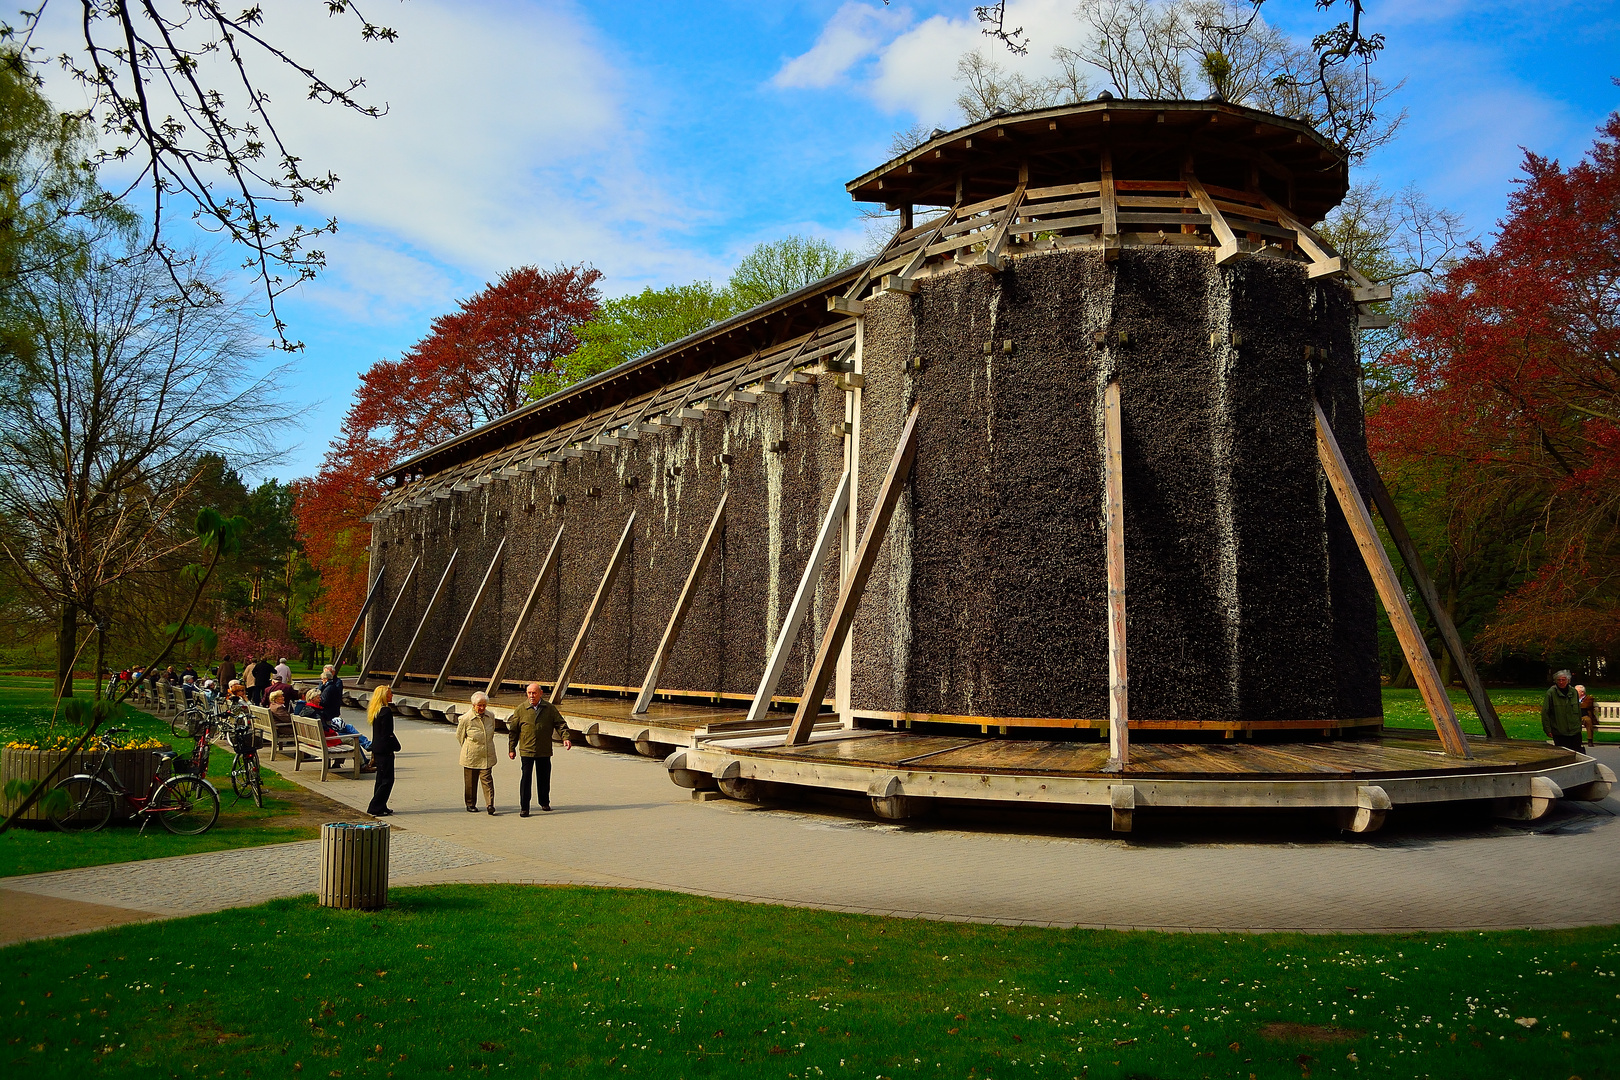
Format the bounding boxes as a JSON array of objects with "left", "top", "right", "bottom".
[{"left": 32, "top": 1, "right": 1620, "bottom": 481}]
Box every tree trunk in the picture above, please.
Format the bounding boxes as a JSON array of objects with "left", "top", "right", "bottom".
[
  {"left": 1390, "top": 657, "right": 1415, "bottom": 689},
  {"left": 56, "top": 601, "right": 77, "bottom": 699},
  {"left": 1437, "top": 581, "right": 1458, "bottom": 687}
]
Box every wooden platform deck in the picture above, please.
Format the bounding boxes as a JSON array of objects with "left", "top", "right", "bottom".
[
  {"left": 344, "top": 678, "right": 831, "bottom": 757},
  {"left": 671, "top": 728, "right": 1616, "bottom": 834}
]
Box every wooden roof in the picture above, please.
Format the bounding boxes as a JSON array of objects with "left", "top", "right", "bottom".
[
  {"left": 384, "top": 262, "right": 865, "bottom": 483},
  {"left": 847, "top": 98, "right": 1350, "bottom": 224}
]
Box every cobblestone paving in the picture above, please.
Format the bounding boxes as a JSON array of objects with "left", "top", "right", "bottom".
[{"left": 4, "top": 831, "right": 497, "bottom": 916}]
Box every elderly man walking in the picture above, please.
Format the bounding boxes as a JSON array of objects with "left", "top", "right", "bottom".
[
  {"left": 507, "top": 682, "right": 572, "bottom": 816},
  {"left": 1543, "top": 669, "right": 1584, "bottom": 752},
  {"left": 458, "top": 691, "right": 501, "bottom": 815}
]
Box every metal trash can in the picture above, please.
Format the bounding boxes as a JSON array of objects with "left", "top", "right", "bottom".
[{"left": 318, "top": 821, "right": 390, "bottom": 909}]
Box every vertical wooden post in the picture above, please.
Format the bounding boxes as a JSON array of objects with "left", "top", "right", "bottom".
[
  {"left": 484, "top": 525, "right": 564, "bottom": 696},
  {"left": 431, "top": 538, "right": 507, "bottom": 696},
  {"left": 836, "top": 317, "right": 864, "bottom": 726},
  {"left": 359, "top": 556, "right": 419, "bottom": 683},
  {"left": 1099, "top": 147, "right": 1120, "bottom": 259},
  {"left": 1102, "top": 380, "right": 1130, "bottom": 769},
  {"left": 1314, "top": 400, "right": 1471, "bottom": 757},
  {"left": 391, "top": 550, "right": 460, "bottom": 690},
  {"left": 746, "top": 470, "right": 851, "bottom": 727},
  {"left": 632, "top": 493, "right": 727, "bottom": 715},
  {"left": 1366, "top": 468, "right": 1506, "bottom": 739},
  {"left": 334, "top": 565, "right": 387, "bottom": 674},
  {"left": 785, "top": 404, "right": 921, "bottom": 746},
  {"left": 550, "top": 513, "right": 637, "bottom": 706}
]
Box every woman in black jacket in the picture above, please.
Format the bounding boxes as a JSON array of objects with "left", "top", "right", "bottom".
[{"left": 366, "top": 685, "right": 402, "bottom": 817}]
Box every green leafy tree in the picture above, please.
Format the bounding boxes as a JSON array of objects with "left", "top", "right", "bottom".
[
  {"left": 727, "top": 235, "right": 860, "bottom": 310},
  {"left": 529, "top": 281, "right": 741, "bottom": 400}
]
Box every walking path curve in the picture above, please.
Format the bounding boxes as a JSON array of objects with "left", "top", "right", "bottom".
[{"left": 6, "top": 708, "right": 1618, "bottom": 942}]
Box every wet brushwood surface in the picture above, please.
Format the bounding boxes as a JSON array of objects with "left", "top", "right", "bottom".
[{"left": 1, "top": 884, "right": 1616, "bottom": 1079}]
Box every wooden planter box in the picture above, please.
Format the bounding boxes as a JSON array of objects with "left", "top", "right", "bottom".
[{"left": 2, "top": 746, "right": 165, "bottom": 823}]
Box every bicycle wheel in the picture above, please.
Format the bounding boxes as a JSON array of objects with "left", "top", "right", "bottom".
[
  {"left": 229, "top": 754, "right": 251, "bottom": 799},
  {"left": 171, "top": 709, "right": 191, "bottom": 737},
  {"left": 247, "top": 752, "right": 263, "bottom": 809},
  {"left": 151, "top": 775, "right": 219, "bottom": 835},
  {"left": 50, "top": 776, "right": 115, "bottom": 833}
]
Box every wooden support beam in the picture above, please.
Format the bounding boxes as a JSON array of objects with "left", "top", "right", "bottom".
[
  {"left": 633, "top": 492, "right": 728, "bottom": 715},
  {"left": 1366, "top": 468, "right": 1506, "bottom": 739},
  {"left": 485, "top": 525, "right": 564, "bottom": 696},
  {"left": 1102, "top": 380, "right": 1130, "bottom": 769},
  {"left": 431, "top": 538, "right": 507, "bottom": 696},
  {"left": 745, "top": 470, "right": 852, "bottom": 727},
  {"left": 1183, "top": 165, "right": 1243, "bottom": 265},
  {"left": 1099, "top": 148, "right": 1120, "bottom": 260},
  {"left": 334, "top": 564, "right": 387, "bottom": 673},
  {"left": 885, "top": 201, "right": 963, "bottom": 292},
  {"left": 974, "top": 181, "right": 1027, "bottom": 273},
  {"left": 785, "top": 404, "right": 922, "bottom": 746},
  {"left": 359, "top": 556, "right": 419, "bottom": 683},
  {"left": 1314, "top": 400, "right": 1472, "bottom": 757},
  {"left": 390, "top": 549, "right": 460, "bottom": 691},
  {"left": 1260, "top": 193, "right": 1343, "bottom": 278},
  {"left": 550, "top": 513, "right": 637, "bottom": 706}
]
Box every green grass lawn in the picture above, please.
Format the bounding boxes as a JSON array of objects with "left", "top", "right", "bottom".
[
  {"left": 2, "top": 677, "right": 319, "bottom": 877},
  {"left": 1381, "top": 685, "right": 1614, "bottom": 742},
  {"left": 1, "top": 885, "right": 1615, "bottom": 1079}
]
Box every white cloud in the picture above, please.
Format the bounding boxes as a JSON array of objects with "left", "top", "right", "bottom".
[
  {"left": 772, "top": 2, "right": 910, "bottom": 89},
  {"left": 25, "top": 0, "right": 717, "bottom": 302},
  {"left": 776, "top": 0, "right": 1087, "bottom": 126}
]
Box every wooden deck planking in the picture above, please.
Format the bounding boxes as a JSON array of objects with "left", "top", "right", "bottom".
[{"left": 741, "top": 732, "right": 1583, "bottom": 781}]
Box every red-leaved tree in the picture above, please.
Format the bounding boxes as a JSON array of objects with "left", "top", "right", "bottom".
[
  {"left": 294, "top": 264, "right": 602, "bottom": 654},
  {"left": 1370, "top": 109, "right": 1620, "bottom": 658}
]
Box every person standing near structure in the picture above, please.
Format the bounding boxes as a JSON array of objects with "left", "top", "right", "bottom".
[
  {"left": 458, "top": 692, "right": 500, "bottom": 815},
  {"left": 366, "top": 685, "right": 400, "bottom": 817},
  {"left": 507, "top": 681, "right": 572, "bottom": 816},
  {"left": 1577, "top": 683, "right": 1598, "bottom": 747},
  {"left": 1543, "top": 670, "right": 1584, "bottom": 752}
]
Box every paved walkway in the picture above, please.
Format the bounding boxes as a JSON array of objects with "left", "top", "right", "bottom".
[{"left": 6, "top": 708, "right": 1619, "bottom": 940}]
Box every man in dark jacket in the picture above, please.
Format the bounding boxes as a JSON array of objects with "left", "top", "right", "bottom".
[
  {"left": 319, "top": 665, "right": 344, "bottom": 722},
  {"left": 250, "top": 658, "right": 274, "bottom": 705},
  {"left": 1543, "top": 669, "right": 1584, "bottom": 752},
  {"left": 507, "top": 681, "right": 571, "bottom": 816},
  {"left": 217, "top": 655, "right": 236, "bottom": 688}
]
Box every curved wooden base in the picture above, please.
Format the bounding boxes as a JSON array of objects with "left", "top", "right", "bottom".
[{"left": 673, "top": 729, "right": 1615, "bottom": 836}]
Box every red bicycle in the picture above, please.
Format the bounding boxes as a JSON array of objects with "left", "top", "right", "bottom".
[{"left": 49, "top": 725, "right": 221, "bottom": 835}]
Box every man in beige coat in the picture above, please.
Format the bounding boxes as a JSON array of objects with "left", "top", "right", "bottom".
[{"left": 457, "top": 691, "right": 500, "bottom": 815}]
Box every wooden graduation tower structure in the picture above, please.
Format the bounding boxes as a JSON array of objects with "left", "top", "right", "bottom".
[{"left": 357, "top": 99, "right": 1610, "bottom": 833}]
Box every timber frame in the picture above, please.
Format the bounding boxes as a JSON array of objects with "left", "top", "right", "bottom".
[{"left": 349, "top": 97, "right": 1585, "bottom": 837}]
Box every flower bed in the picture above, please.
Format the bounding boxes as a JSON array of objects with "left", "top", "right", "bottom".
[{"left": 3, "top": 738, "right": 169, "bottom": 824}]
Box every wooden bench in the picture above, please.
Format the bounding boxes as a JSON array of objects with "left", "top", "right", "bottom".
[
  {"left": 290, "top": 715, "right": 362, "bottom": 780},
  {"left": 1593, "top": 702, "right": 1620, "bottom": 740},
  {"left": 249, "top": 704, "right": 298, "bottom": 761}
]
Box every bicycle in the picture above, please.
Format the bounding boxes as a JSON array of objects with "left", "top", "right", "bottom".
[
  {"left": 49, "top": 725, "right": 221, "bottom": 835},
  {"left": 171, "top": 692, "right": 217, "bottom": 738},
  {"left": 223, "top": 708, "right": 264, "bottom": 808}
]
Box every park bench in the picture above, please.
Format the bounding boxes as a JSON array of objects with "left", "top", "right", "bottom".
[
  {"left": 1594, "top": 702, "right": 1620, "bottom": 740},
  {"left": 249, "top": 704, "right": 298, "bottom": 761},
  {"left": 290, "top": 714, "right": 362, "bottom": 780}
]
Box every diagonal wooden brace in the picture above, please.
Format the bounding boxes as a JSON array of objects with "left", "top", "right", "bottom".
[{"left": 785, "top": 404, "right": 922, "bottom": 745}]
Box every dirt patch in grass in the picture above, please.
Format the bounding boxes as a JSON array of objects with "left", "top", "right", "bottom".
[{"left": 1257, "top": 1021, "right": 1364, "bottom": 1044}]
